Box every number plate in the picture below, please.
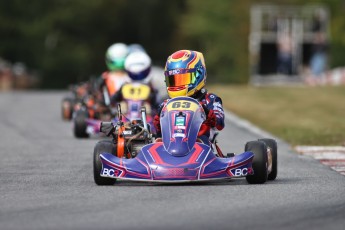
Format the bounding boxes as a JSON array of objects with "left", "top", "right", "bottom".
[
  {"left": 122, "top": 83, "right": 151, "bottom": 100},
  {"left": 166, "top": 100, "right": 199, "bottom": 112}
]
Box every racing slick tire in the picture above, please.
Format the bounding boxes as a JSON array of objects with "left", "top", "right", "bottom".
[
  {"left": 93, "top": 140, "right": 117, "bottom": 185},
  {"left": 245, "top": 141, "right": 268, "bottom": 184},
  {"left": 258, "top": 138, "right": 278, "bottom": 180},
  {"left": 61, "top": 97, "right": 74, "bottom": 120},
  {"left": 74, "top": 109, "right": 89, "bottom": 138}
]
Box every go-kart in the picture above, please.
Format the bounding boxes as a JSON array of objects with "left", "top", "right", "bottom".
[
  {"left": 73, "top": 94, "right": 113, "bottom": 138},
  {"left": 74, "top": 82, "right": 155, "bottom": 138},
  {"left": 93, "top": 96, "right": 278, "bottom": 185},
  {"left": 62, "top": 82, "right": 91, "bottom": 121}
]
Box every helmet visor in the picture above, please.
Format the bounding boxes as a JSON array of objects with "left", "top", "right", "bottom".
[{"left": 164, "top": 68, "right": 196, "bottom": 87}]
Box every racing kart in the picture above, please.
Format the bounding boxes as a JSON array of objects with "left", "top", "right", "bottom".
[
  {"left": 74, "top": 82, "right": 155, "bottom": 138},
  {"left": 93, "top": 96, "right": 278, "bottom": 185},
  {"left": 62, "top": 82, "right": 91, "bottom": 121},
  {"left": 73, "top": 94, "right": 113, "bottom": 138}
]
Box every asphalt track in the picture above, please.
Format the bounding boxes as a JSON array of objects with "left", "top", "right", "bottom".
[{"left": 0, "top": 91, "right": 344, "bottom": 230}]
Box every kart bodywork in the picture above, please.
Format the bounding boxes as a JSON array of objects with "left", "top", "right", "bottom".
[
  {"left": 75, "top": 82, "right": 155, "bottom": 138},
  {"left": 95, "top": 97, "right": 273, "bottom": 184},
  {"left": 100, "top": 142, "right": 254, "bottom": 182}
]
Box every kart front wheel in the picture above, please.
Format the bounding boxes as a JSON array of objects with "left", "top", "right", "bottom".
[
  {"left": 74, "top": 109, "right": 89, "bottom": 138},
  {"left": 245, "top": 141, "right": 268, "bottom": 184},
  {"left": 93, "top": 140, "right": 117, "bottom": 185},
  {"left": 258, "top": 138, "right": 278, "bottom": 180}
]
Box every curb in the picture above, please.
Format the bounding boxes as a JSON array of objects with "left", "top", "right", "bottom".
[
  {"left": 223, "top": 109, "right": 345, "bottom": 176},
  {"left": 295, "top": 145, "right": 345, "bottom": 176}
]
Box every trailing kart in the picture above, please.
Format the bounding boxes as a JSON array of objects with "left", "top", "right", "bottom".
[
  {"left": 73, "top": 94, "right": 113, "bottom": 138},
  {"left": 74, "top": 82, "right": 155, "bottom": 138},
  {"left": 93, "top": 96, "right": 278, "bottom": 185},
  {"left": 62, "top": 82, "right": 91, "bottom": 121}
]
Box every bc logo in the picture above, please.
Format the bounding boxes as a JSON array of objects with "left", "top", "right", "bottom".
[
  {"left": 102, "top": 168, "right": 121, "bottom": 177},
  {"left": 233, "top": 168, "right": 248, "bottom": 177}
]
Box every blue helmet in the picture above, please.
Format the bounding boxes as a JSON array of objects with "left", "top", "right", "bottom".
[{"left": 164, "top": 50, "right": 206, "bottom": 98}]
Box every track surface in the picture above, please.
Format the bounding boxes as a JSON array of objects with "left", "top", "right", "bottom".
[{"left": 0, "top": 91, "right": 344, "bottom": 230}]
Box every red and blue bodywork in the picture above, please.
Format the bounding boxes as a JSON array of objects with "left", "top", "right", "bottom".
[
  {"left": 85, "top": 83, "right": 155, "bottom": 136},
  {"left": 99, "top": 97, "right": 255, "bottom": 182}
]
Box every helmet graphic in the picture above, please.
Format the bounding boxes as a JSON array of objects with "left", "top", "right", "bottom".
[
  {"left": 125, "top": 51, "right": 151, "bottom": 81},
  {"left": 164, "top": 50, "right": 206, "bottom": 98},
  {"left": 105, "top": 43, "right": 128, "bottom": 71}
]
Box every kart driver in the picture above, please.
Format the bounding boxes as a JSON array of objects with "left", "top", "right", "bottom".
[
  {"left": 153, "top": 50, "right": 225, "bottom": 145},
  {"left": 96, "top": 43, "right": 131, "bottom": 106},
  {"left": 110, "top": 50, "right": 159, "bottom": 114}
]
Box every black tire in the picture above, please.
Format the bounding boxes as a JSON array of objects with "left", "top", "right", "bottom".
[
  {"left": 245, "top": 141, "right": 268, "bottom": 184},
  {"left": 93, "top": 140, "right": 117, "bottom": 185},
  {"left": 74, "top": 109, "right": 89, "bottom": 138},
  {"left": 259, "top": 138, "right": 278, "bottom": 180},
  {"left": 61, "top": 97, "right": 74, "bottom": 120}
]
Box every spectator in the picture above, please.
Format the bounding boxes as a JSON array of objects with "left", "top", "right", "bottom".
[
  {"left": 310, "top": 32, "right": 328, "bottom": 77},
  {"left": 276, "top": 33, "right": 293, "bottom": 75}
]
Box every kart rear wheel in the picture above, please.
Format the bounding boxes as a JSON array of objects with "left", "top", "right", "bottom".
[
  {"left": 258, "top": 138, "right": 278, "bottom": 180},
  {"left": 74, "top": 109, "right": 89, "bottom": 138},
  {"left": 61, "top": 97, "right": 74, "bottom": 120},
  {"left": 245, "top": 141, "right": 268, "bottom": 184},
  {"left": 93, "top": 140, "right": 117, "bottom": 185}
]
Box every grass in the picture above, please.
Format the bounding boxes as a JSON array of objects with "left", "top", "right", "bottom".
[{"left": 208, "top": 85, "right": 345, "bottom": 146}]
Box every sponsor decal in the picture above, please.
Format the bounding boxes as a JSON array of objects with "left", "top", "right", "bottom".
[
  {"left": 168, "top": 69, "right": 181, "bottom": 75},
  {"left": 175, "top": 117, "right": 185, "bottom": 126},
  {"left": 213, "top": 102, "right": 223, "bottom": 111},
  {"left": 102, "top": 168, "right": 121, "bottom": 177},
  {"left": 123, "top": 130, "right": 132, "bottom": 135},
  {"left": 212, "top": 102, "right": 224, "bottom": 118},
  {"left": 233, "top": 168, "right": 248, "bottom": 177},
  {"left": 173, "top": 133, "right": 186, "bottom": 138},
  {"left": 213, "top": 101, "right": 221, "bottom": 108}
]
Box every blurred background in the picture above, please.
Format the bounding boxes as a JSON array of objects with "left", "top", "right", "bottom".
[{"left": 1, "top": 0, "right": 345, "bottom": 90}]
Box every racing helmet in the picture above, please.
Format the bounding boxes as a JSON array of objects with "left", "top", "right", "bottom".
[
  {"left": 128, "top": 43, "right": 146, "bottom": 54},
  {"left": 105, "top": 43, "right": 128, "bottom": 71},
  {"left": 164, "top": 50, "right": 206, "bottom": 98},
  {"left": 125, "top": 51, "right": 151, "bottom": 81}
]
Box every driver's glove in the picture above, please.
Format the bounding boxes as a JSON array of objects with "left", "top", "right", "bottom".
[{"left": 153, "top": 114, "right": 161, "bottom": 134}]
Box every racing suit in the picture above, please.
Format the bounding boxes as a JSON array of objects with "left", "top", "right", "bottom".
[
  {"left": 153, "top": 88, "right": 225, "bottom": 145},
  {"left": 96, "top": 71, "right": 131, "bottom": 106}
]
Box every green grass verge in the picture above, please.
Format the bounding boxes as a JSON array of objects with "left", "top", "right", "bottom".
[{"left": 208, "top": 85, "right": 345, "bottom": 146}]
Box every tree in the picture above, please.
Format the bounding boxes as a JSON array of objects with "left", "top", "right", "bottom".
[{"left": 0, "top": 0, "right": 344, "bottom": 88}]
